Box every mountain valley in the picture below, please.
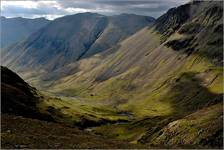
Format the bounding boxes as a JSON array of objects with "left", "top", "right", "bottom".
[{"left": 1, "top": 0, "right": 223, "bottom": 149}]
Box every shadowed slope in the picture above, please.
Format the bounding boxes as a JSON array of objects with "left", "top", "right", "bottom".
[{"left": 1, "top": 66, "right": 53, "bottom": 121}]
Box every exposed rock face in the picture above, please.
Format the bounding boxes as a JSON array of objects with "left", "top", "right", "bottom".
[{"left": 154, "top": 3, "right": 191, "bottom": 42}]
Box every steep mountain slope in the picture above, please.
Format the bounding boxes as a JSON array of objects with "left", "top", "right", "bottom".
[
  {"left": 1, "top": 66, "right": 39, "bottom": 115},
  {"left": 2, "top": 13, "right": 154, "bottom": 73},
  {"left": 0, "top": 16, "right": 49, "bottom": 48},
  {"left": 39, "top": 1, "right": 222, "bottom": 148},
  {"left": 83, "top": 13, "right": 155, "bottom": 57}
]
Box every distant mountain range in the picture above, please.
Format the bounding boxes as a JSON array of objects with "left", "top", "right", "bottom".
[
  {"left": 2, "top": 13, "right": 155, "bottom": 72},
  {"left": 0, "top": 16, "right": 49, "bottom": 48}
]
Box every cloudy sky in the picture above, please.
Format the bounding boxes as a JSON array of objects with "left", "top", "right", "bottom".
[{"left": 1, "top": 0, "right": 190, "bottom": 20}]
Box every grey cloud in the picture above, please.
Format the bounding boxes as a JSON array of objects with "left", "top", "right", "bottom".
[
  {"left": 1, "top": 0, "right": 189, "bottom": 19},
  {"left": 56, "top": 0, "right": 189, "bottom": 17}
]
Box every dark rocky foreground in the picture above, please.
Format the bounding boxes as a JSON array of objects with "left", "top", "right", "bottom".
[{"left": 1, "top": 114, "right": 144, "bottom": 149}]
